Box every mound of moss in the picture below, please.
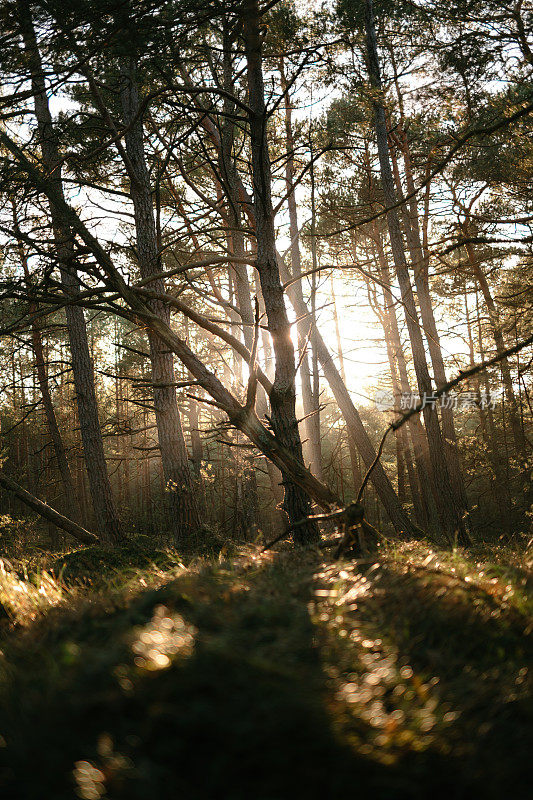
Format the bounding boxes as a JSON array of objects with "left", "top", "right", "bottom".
[{"left": 52, "top": 537, "right": 183, "bottom": 584}]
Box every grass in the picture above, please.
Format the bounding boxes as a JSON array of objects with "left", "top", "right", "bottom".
[{"left": 0, "top": 538, "right": 531, "bottom": 798}]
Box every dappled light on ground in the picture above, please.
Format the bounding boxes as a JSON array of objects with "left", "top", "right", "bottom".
[
  {"left": 131, "top": 604, "right": 196, "bottom": 671},
  {"left": 310, "top": 545, "right": 532, "bottom": 790},
  {"left": 312, "top": 560, "right": 456, "bottom": 758},
  {"left": 0, "top": 543, "right": 531, "bottom": 798}
]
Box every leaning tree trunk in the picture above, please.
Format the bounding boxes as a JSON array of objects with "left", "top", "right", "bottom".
[
  {"left": 242, "top": 0, "right": 318, "bottom": 543},
  {"left": 364, "top": 245, "right": 430, "bottom": 528},
  {"left": 120, "top": 60, "right": 200, "bottom": 546},
  {"left": 369, "top": 230, "right": 436, "bottom": 527},
  {"left": 364, "top": 0, "right": 468, "bottom": 545},
  {"left": 18, "top": 0, "right": 123, "bottom": 545},
  {"left": 3, "top": 57, "right": 417, "bottom": 540},
  {"left": 279, "top": 56, "right": 323, "bottom": 479},
  {"left": 4, "top": 119, "right": 377, "bottom": 520},
  {"left": 0, "top": 474, "right": 98, "bottom": 545},
  {"left": 360, "top": 141, "right": 436, "bottom": 522},
  {"left": 276, "top": 256, "right": 416, "bottom": 534}
]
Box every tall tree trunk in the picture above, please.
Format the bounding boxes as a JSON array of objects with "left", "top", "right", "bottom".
[
  {"left": 254, "top": 281, "right": 286, "bottom": 533},
  {"left": 242, "top": 0, "right": 318, "bottom": 542},
  {"left": 13, "top": 208, "right": 83, "bottom": 522},
  {"left": 183, "top": 320, "right": 204, "bottom": 478},
  {"left": 390, "top": 132, "right": 469, "bottom": 511},
  {"left": 308, "top": 134, "right": 323, "bottom": 480},
  {"left": 464, "top": 288, "right": 513, "bottom": 532},
  {"left": 278, "top": 260, "right": 415, "bottom": 532},
  {"left": 463, "top": 228, "right": 529, "bottom": 460},
  {"left": 183, "top": 318, "right": 206, "bottom": 518},
  {"left": 218, "top": 29, "right": 260, "bottom": 534},
  {"left": 365, "top": 251, "right": 429, "bottom": 527},
  {"left": 8, "top": 131, "right": 414, "bottom": 535},
  {"left": 330, "top": 276, "right": 362, "bottom": 490},
  {"left": 279, "top": 56, "right": 322, "bottom": 479},
  {"left": 120, "top": 60, "right": 200, "bottom": 545},
  {"left": 18, "top": 0, "right": 122, "bottom": 544},
  {"left": 373, "top": 231, "right": 439, "bottom": 525},
  {"left": 387, "top": 62, "right": 467, "bottom": 509},
  {"left": 369, "top": 231, "right": 435, "bottom": 527},
  {"left": 364, "top": 0, "right": 468, "bottom": 544}
]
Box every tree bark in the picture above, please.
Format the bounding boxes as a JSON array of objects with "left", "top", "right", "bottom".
[
  {"left": 13, "top": 209, "right": 83, "bottom": 522},
  {"left": 279, "top": 56, "right": 323, "bottom": 479},
  {"left": 330, "top": 276, "right": 362, "bottom": 490},
  {"left": 174, "top": 59, "right": 416, "bottom": 535},
  {"left": 364, "top": 0, "right": 468, "bottom": 544},
  {"left": 17, "top": 0, "right": 123, "bottom": 545},
  {"left": 242, "top": 0, "right": 318, "bottom": 542},
  {"left": 463, "top": 228, "right": 529, "bottom": 460},
  {"left": 464, "top": 288, "right": 513, "bottom": 531},
  {"left": 390, "top": 131, "right": 469, "bottom": 511},
  {"left": 1, "top": 70, "right": 421, "bottom": 539},
  {"left": 368, "top": 230, "right": 435, "bottom": 527},
  {"left": 218, "top": 30, "right": 260, "bottom": 534},
  {"left": 364, "top": 246, "right": 429, "bottom": 527},
  {"left": 119, "top": 60, "right": 200, "bottom": 545}
]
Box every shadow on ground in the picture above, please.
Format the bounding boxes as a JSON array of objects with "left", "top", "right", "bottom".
[{"left": 0, "top": 546, "right": 531, "bottom": 799}]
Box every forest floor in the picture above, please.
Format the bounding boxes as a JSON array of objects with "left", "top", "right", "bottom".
[{"left": 0, "top": 534, "right": 531, "bottom": 799}]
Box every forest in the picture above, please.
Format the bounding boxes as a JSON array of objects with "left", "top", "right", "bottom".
[{"left": 0, "top": 0, "right": 531, "bottom": 796}]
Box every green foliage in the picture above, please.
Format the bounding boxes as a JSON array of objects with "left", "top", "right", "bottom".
[
  {"left": 336, "top": 0, "right": 426, "bottom": 34},
  {"left": 265, "top": 1, "right": 302, "bottom": 49}
]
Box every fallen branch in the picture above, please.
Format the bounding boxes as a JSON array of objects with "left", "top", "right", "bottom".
[{"left": 0, "top": 474, "right": 99, "bottom": 545}]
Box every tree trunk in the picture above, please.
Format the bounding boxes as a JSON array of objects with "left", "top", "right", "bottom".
[
  {"left": 176, "top": 59, "right": 415, "bottom": 535},
  {"left": 391, "top": 132, "right": 469, "bottom": 511},
  {"left": 13, "top": 211, "right": 83, "bottom": 522},
  {"left": 279, "top": 56, "right": 323, "bottom": 479},
  {"left": 218, "top": 31, "right": 260, "bottom": 534},
  {"left": 464, "top": 288, "right": 513, "bottom": 531},
  {"left": 0, "top": 473, "right": 98, "bottom": 545},
  {"left": 18, "top": 0, "right": 123, "bottom": 545},
  {"left": 463, "top": 230, "right": 529, "bottom": 460},
  {"left": 120, "top": 60, "right": 200, "bottom": 546},
  {"left": 330, "top": 276, "right": 362, "bottom": 490},
  {"left": 242, "top": 0, "right": 318, "bottom": 542},
  {"left": 369, "top": 231, "right": 435, "bottom": 527},
  {"left": 5, "top": 76, "right": 427, "bottom": 541},
  {"left": 365, "top": 252, "right": 429, "bottom": 527},
  {"left": 364, "top": 0, "right": 468, "bottom": 544}
]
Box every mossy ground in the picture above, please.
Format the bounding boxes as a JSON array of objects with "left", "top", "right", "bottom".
[{"left": 0, "top": 539, "right": 531, "bottom": 798}]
